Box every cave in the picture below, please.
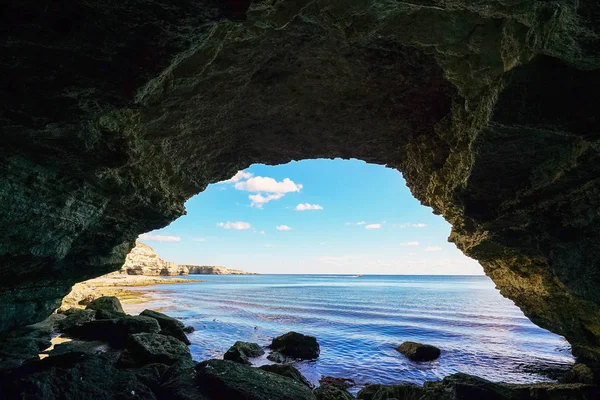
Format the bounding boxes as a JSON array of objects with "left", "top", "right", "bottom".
[{"left": 1, "top": 0, "right": 600, "bottom": 397}]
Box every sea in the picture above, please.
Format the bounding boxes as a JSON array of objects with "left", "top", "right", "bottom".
[{"left": 122, "top": 274, "right": 574, "bottom": 391}]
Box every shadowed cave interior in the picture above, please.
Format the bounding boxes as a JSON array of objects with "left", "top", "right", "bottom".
[{"left": 1, "top": 0, "right": 600, "bottom": 398}]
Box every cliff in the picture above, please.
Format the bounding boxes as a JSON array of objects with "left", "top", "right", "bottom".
[{"left": 122, "top": 242, "right": 255, "bottom": 276}]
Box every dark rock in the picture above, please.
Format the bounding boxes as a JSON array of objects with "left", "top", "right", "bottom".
[
  {"left": 561, "top": 363, "right": 597, "bottom": 384},
  {"left": 267, "top": 351, "right": 287, "bottom": 363},
  {"left": 0, "top": 328, "right": 52, "bottom": 370},
  {"left": 314, "top": 384, "right": 354, "bottom": 400},
  {"left": 224, "top": 341, "right": 264, "bottom": 365},
  {"left": 124, "top": 333, "right": 191, "bottom": 366},
  {"left": 95, "top": 309, "right": 127, "bottom": 320},
  {"left": 319, "top": 376, "right": 355, "bottom": 389},
  {"left": 270, "top": 332, "right": 320, "bottom": 360},
  {"left": 0, "top": 353, "right": 156, "bottom": 399},
  {"left": 357, "top": 383, "right": 424, "bottom": 400},
  {"left": 70, "top": 315, "right": 160, "bottom": 347},
  {"left": 196, "top": 359, "right": 316, "bottom": 400},
  {"left": 140, "top": 309, "right": 190, "bottom": 345},
  {"left": 259, "top": 364, "right": 313, "bottom": 388},
  {"left": 58, "top": 309, "right": 96, "bottom": 333},
  {"left": 131, "top": 362, "right": 170, "bottom": 392},
  {"left": 395, "top": 341, "right": 441, "bottom": 362},
  {"left": 183, "top": 326, "right": 195, "bottom": 334},
  {"left": 86, "top": 296, "right": 125, "bottom": 313},
  {"left": 159, "top": 358, "right": 209, "bottom": 400}
]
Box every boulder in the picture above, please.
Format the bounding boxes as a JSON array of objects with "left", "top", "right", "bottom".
[
  {"left": 196, "top": 359, "right": 316, "bottom": 400},
  {"left": 259, "top": 364, "right": 313, "bottom": 388},
  {"left": 95, "top": 309, "right": 127, "bottom": 320},
  {"left": 224, "top": 341, "right": 264, "bottom": 365},
  {"left": 357, "top": 383, "right": 424, "bottom": 400},
  {"left": 125, "top": 333, "right": 191, "bottom": 366},
  {"left": 86, "top": 296, "right": 125, "bottom": 314},
  {"left": 58, "top": 309, "right": 96, "bottom": 333},
  {"left": 159, "top": 359, "right": 209, "bottom": 400},
  {"left": 270, "top": 332, "right": 320, "bottom": 360},
  {"left": 561, "top": 363, "right": 596, "bottom": 384},
  {"left": 319, "top": 376, "right": 355, "bottom": 389},
  {"left": 183, "top": 326, "right": 195, "bottom": 334},
  {"left": 395, "top": 341, "right": 441, "bottom": 362},
  {"left": 69, "top": 315, "right": 160, "bottom": 347},
  {"left": 140, "top": 309, "right": 190, "bottom": 345},
  {"left": 0, "top": 353, "right": 157, "bottom": 399},
  {"left": 314, "top": 384, "right": 354, "bottom": 400},
  {"left": 267, "top": 351, "right": 287, "bottom": 363}
]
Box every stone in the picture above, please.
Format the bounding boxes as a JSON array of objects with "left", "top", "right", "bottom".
[
  {"left": 395, "top": 341, "right": 441, "bottom": 362},
  {"left": 58, "top": 309, "right": 96, "bottom": 333},
  {"left": 1, "top": 0, "right": 600, "bottom": 364},
  {"left": 314, "top": 384, "right": 355, "bottom": 400},
  {"left": 95, "top": 309, "right": 127, "bottom": 320},
  {"left": 259, "top": 364, "right": 313, "bottom": 388},
  {"left": 159, "top": 359, "right": 209, "bottom": 400},
  {"left": 68, "top": 315, "right": 160, "bottom": 347},
  {"left": 267, "top": 351, "right": 287, "bottom": 363},
  {"left": 357, "top": 383, "right": 424, "bottom": 400},
  {"left": 319, "top": 376, "right": 355, "bottom": 389},
  {"left": 562, "top": 363, "right": 597, "bottom": 385},
  {"left": 223, "top": 341, "right": 264, "bottom": 365},
  {"left": 270, "top": 332, "right": 320, "bottom": 360},
  {"left": 140, "top": 309, "right": 190, "bottom": 345},
  {"left": 196, "top": 359, "right": 316, "bottom": 400},
  {"left": 86, "top": 296, "right": 125, "bottom": 314},
  {"left": 183, "top": 326, "right": 195, "bottom": 334},
  {"left": 125, "top": 333, "right": 191, "bottom": 366}
]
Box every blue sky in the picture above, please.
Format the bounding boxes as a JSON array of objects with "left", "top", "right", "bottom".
[{"left": 140, "top": 159, "right": 483, "bottom": 275}]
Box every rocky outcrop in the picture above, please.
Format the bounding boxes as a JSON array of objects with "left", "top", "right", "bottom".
[
  {"left": 1, "top": 0, "right": 600, "bottom": 363},
  {"left": 122, "top": 242, "right": 187, "bottom": 276},
  {"left": 259, "top": 364, "right": 313, "bottom": 388},
  {"left": 183, "top": 265, "right": 256, "bottom": 275}
]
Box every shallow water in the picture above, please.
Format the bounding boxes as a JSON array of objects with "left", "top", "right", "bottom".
[{"left": 123, "top": 274, "right": 574, "bottom": 390}]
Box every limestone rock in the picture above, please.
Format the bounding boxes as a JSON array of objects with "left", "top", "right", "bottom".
[
  {"left": 123, "top": 242, "right": 187, "bottom": 276},
  {"left": 270, "top": 332, "right": 320, "bottom": 360},
  {"left": 259, "top": 364, "right": 313, "bottom": 388},
  {"left": 395, "top": 341, "right": 441, "bottom": 362},
  {"left": 196, "top": 359, "right": 316, "bottom": 400},
  {"left": 86, "top": 296, "right": 124, "bottom": 314},
  {"left": 223, "top": 341, "right": 265, "bottom": 365},
  {"left": 184, "top": 265, "right": 256, "bottom": 275}
]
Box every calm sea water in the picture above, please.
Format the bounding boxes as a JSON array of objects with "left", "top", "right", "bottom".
[{"left": 123, "top": 275, "right": 574, "bottom": 390}]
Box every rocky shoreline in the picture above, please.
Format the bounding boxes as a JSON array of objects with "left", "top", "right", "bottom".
[{"left": 1, "top": 296, "right": 598, "bottom": 399}]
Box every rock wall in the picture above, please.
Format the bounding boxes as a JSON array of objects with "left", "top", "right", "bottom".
[
  {"left": 1, "top": 0, "right": 600, "bottom": 359},
  {"left": 122, "top": 242, "right": 186, "bottom": 276}
]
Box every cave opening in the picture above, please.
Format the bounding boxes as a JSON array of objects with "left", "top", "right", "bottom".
[{"left": 99, "top": 159, "right": 574, "bottom": 389}]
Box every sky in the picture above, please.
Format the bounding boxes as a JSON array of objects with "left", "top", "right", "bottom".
[{"left": 139, "top": 159, "right": 483, "bottom": 275}]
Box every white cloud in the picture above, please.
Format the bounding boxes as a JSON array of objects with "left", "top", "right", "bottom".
[
  {"left": 295, "top": 203, "right": 324, "bottom": 211},
  {"left": 260, "top": 230, "right": 265, "bottom": 235},
  {"left": 235, "top": 177, "right": 302, "bottom": 193},
  {"left": 192, "top": 237, "right": 206, "bottom": 242},
  {"left": 365, "top": 224, "right": 381, "bottom": 229},
  {"left": 356, "top": 221, "right": 366, "bottom": 225},
  {"left": 139, "top": 234, "right": 181, "bottom": 243},
  {"left": 276, "top": 225, "right": 292, "bottom": 231},
  {"left": 425, "top": 246, "right": 443, "bottom": 252},
  {"left": 218, "top": 170, "right": 253, "bottom": 184},
  {"left": 216, "top": 221, "right": 251, "bottom": 230},
  {"left": 394, "top": 223, "right": 428, "bottom": 228},
  {"left": 412, "top": 223, "right": 427, "bottom": 228},
  {"left": 249, "top": 193, "right": 284, "bottom": 208},
  {"left": 400, "top": 241, "right": 420, "bottom": 247}
]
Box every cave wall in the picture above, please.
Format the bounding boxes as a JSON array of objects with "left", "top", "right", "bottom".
[{"left": 1, "top": 0, "right": 600, "bottom": 358}]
